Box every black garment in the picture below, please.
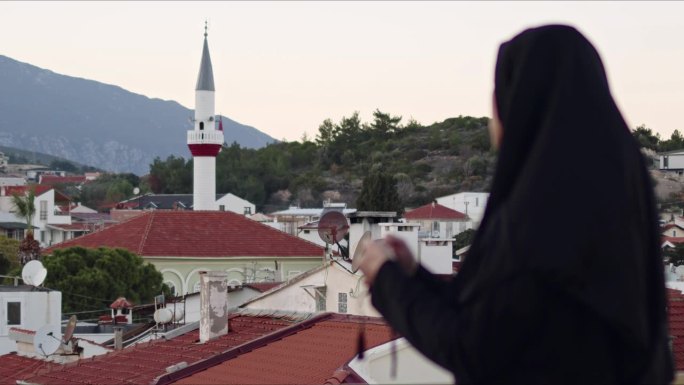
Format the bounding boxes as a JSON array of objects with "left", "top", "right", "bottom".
[{"left": 370, "top": 25, "right": 673, "bottom": 384}]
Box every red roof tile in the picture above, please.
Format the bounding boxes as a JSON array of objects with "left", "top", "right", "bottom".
[
  {"left": 168, "top": 314, "right": 394, "bottom": 385},
  {"left": 110, "top": 297, "right": 134, "bottom": 309},
  {"left": 662, "top": 236, "right": 684, "bottom": 244},
  {"left": 669, "top": 289, "right": 684, "bottom": 371},
  {"left": 0, "top": 353, "right": 59, "bottom": 385},
  {"left": 43, "top": 211, "right": 325, "bottom": 258},
  {"left": 16, "top": 315, "right": 293, "bottom": 385},
  {"left": 404, "top": 202, "right": 468, "bottom": 220}
]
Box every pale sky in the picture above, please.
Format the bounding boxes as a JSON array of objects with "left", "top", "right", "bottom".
[{"left": 2, "top": 1, "right": 683, "bottom": 142}]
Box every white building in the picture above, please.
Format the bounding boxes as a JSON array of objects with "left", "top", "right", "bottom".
[
  {"left": 270, "top": 202, "right": 357, "bottom": 236},
  {"left": 660, "top": 150, "right": 684, "bottom": 173},
  {"left": 404, "top": 201, "right": 470, "bottom": 239},
  {"left": 216, "top": 193, "right": 255, "bottom": 215},
  {"left": 0, "top": 285, "right": 62, "bottom": 355},
  {"left": 242, "top": 260, "right": 380, "bottom": 317},
  {"left": 436, "top": 192, "right": 490, "bottom": 228},
  {"left": 187, "top": 25, "right": 224, "bottom": 211}
]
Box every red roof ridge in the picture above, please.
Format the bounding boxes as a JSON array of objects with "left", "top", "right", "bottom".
[
  {"left": 41, "top": 212, "right": 152, "bottom": 255},
  {"left": 138, "top": 211, "right": 156, "bottom": 255}
]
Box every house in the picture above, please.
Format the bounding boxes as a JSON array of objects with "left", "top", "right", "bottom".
[
  {"left": 0, "top": 185, "right": 77, "bottom": 247},
  {"left": 664, "top": 224, "right": 684, "bottom": 238},
  {"left": 435, "top": 192, "right": 489, "bottom": 228},
  {"left": 115, "top": 193, "right": 256, "bottom": 214},
  {"left": 404, "top": 201, "right": 469, "bottom": 239},
  {"left": 0, "top": 285, "right": 61, "bottom": 355},
  {"left": 242, "top": 260, "right": 380, "bottom": 317},
  {"left": 0, "top": 212, "right": 35, "bottom": 240},
  {"left": 43, "top": 211, "right": 326, "bottom": 295},
  {"left": 38, "top": 175, "right": 86, "bottom": 186},
  {"left": 660, "top": 149, "right": 684, "bottom": 173},
  {"left": 270, "top": 202, "right": 356, "bottom": 236}
]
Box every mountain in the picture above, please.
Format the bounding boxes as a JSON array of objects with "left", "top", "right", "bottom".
[{"left": 0, "top": 55, "right": 276, "bottom": 175}]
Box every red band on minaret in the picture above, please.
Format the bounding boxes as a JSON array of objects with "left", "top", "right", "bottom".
[{"left": 188, "top": 144, "right": 221, "bottom": 157}]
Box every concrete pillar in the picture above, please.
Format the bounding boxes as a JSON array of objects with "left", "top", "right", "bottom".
[{"left": 199, "top": 271, "right": 229, "bottom": 343}]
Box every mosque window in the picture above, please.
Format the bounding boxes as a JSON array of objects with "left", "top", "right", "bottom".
[{"left": 199, "top": 122, "right": 204, "bottom": 130}]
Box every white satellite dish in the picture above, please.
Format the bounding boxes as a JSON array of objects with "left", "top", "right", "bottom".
[
  {"left": 22, "top": 260, "right": 47, "bottom": 287},
  {"left": 33, "top": 324, "right": 62, "bottom": 357},
  {"left": 154, "top": 308, "right": 173, "bottom": 324},
  {"left": 133, "top": 187, "right": 140, "bottom": 195}
]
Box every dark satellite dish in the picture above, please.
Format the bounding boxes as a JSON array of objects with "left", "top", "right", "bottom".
[
  {"left": 317, "top": 211, "right": 349, "bottom": 244},
  {"left": 63, "top": 315, "right": 77, "bottom": 343},
  {"left": 352, "top": 231, "right": 372, "bottom": 273}
]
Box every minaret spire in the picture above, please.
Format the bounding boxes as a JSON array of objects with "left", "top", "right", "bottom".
[{"left": 204, "top": 20, "right": 208, "bottom": 38}]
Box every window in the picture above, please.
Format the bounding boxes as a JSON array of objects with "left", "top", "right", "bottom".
[
  {"left": 199, "top": 122, "right": 204, "bottom": 130},
  {"left": 338, "top": 292, "right": 348, "bottom": 314},
  {"left": 674, "top": 231, "right": 677, "bottom": 237},
  {"left": 40, "top": 200, "right": 48, "bottom": 220},
  {"left": 303, "top": 230, "right": 310, "bottom": 234},
  {"left": 219, "top": 205, "right": 225, "bottom": 211},
  {"left": 475, "top": 197, "right": 479, "bottom": 207},
  {"left": 164, "top": 281, "right": 176, "bottom": 296},
  {"left": 243, "top": 207, "right": 252, "bottom": 215},
  {"left": 664, "top": 156, "right": 669, "bottom": 168},
  {"left": 7, "top": 302, "right": 21, "bottom": 325},
  {"left": 315, "top": 287, "right": 327, "bottom": 312}
]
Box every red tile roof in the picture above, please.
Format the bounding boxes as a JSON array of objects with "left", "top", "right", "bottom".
[
  {"left": 0, "top": 353, "right": 58, "bottom": 385},
  {"left": 404, "top": 202, "right": 468, "bottom": 220},
  {"left": 43, "top": 211, "right": 325, "bottom": 258},
  {"left": 16, "top": 315, "right": 293, "bottom": 385},
  {"left": 663, "top": 236, "right": 684, "bottom": 245},
  {"left": 110, "top": 297, "right": 134, "bottom": 309},
  {"left": 163, "top": 314, "right": 394, "bottom": 385},
  {"left": 669, "top": 288, "right": 684, "bottom": 371},
  {"left": 39, "top": 175, "right": 87, "bottom": 185},
  {"left": 3, "top": 184, "right": 53, "bottom": 197}
]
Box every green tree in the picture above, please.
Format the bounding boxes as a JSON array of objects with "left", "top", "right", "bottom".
[
  {"left": 356, "top": 171, "right": 403, "bottom": 214},
  {"left": 11, "top": 189, "right": 40, "bottom": 265},
  {"left": 453, "top": 229, "right": 476, "bottom": 250},
  {"left": 0, "top": 236, "right": 20, "bottom": 275},
  {"left": 632, "top": 125, "right": 660, "bottom": 151},
  {"left": 43, "top": 247, "right": 169, "bottom": 313}
]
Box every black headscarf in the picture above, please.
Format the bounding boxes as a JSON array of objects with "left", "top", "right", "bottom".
[{"left": 457, "top": 25, "right": 671, "bottom": 381}]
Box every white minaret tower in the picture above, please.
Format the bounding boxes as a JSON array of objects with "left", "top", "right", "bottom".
[{"left": 188, "top": 22, "right": 223, "bottom": 211}]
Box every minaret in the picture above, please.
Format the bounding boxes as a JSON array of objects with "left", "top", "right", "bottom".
[{"left": 188, "top": 22, "right": 223, "bottom": 211}]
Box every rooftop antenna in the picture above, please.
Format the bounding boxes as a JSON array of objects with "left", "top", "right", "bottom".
[
  {"left": 33, "top": 324, "right": 62, "bottom": 357},
  {"left": 317, "top": 211, "right": 350, "bottom": 260},
  {"left": 22, "top": 260, "right": 47, "bottom": 287}
]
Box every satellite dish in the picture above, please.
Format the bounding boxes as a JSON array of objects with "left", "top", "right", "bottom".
[
  {"left": 22, "top": 260, "right": 47, "bottom": 287},
  {"left": 351, "top": 231, "right": 372, "bottom": 273},
  {"left": 133, "top": 187, "right": 140, "bottom": 195},
  {"left": 154, "top": 308, "right": 173, "bottom": 324},
  {"left": 317, "top": 211, "right": 349, "bottom": 244},
  {"left": 63, "top": 315, "right": 78, "bottom": 343},
  {"left": 33, "top": 324, "right": 62, "bottom": 357}
]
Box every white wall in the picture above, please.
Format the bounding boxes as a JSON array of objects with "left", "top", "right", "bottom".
[
  {"left": 379, "top": 223, "right": 421, "bottom": 259},
  {"left": 216, "top": 193, "right": 255, "bottom": 215},
  {"left": 193, "top": 156, "right": 216, "bottom": 211},
  {"left": 244, "top": 262, "right": 380, "bottom": 317},
  {"left": 660, "top": 152, "right": 684, "bottom": 170},
  {"left": 418, "top": 239, "right": 454, "bottom": 275},
  {"left": 0, "top": 289, "right": 62, "bottom": 355},
  {"left": 182, "top": 287, "right": 262, "bottom": 323},
  {"left": 348, "top": 338, "right": 454, "bottom": 384}
]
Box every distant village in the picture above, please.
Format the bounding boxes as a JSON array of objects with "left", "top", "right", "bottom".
[{"left": 2, "top": 28, "right": 684, "bottom": 385}]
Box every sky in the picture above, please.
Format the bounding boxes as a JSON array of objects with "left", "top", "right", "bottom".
[{"left": 1, "top": 1, "right": 683, "bottom": 142}]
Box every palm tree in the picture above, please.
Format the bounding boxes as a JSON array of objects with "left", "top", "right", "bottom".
[
  {"left": 11, "top": 188, "right": 40, "bottom": 265},
  {"left": 11, "top": 188, "right": 36, "bottom": 237}
]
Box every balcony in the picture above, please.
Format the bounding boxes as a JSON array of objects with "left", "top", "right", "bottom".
[{"left": 187, "top": 130, "right": 224, "bottom": 145}]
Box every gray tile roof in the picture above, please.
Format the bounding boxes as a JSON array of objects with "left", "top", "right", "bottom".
[{"left": 195, "top": 36, "right": 215, "bottom": 91}]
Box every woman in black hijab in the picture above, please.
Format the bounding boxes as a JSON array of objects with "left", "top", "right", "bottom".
[{"left": 358, "top": 25, "right": 673, "bottom": 384}]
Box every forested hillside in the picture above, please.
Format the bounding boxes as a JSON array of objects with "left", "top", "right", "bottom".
[{"left": 146, "top": 111, "right": 496, "bottom": 212}]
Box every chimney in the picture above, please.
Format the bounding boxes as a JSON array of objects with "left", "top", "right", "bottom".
[
  {"left": 199, "top": 271, "right": 229, "bottom": 343},
  {"left": 113, "top": 326, "right": 123, "bottom": 351}
]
